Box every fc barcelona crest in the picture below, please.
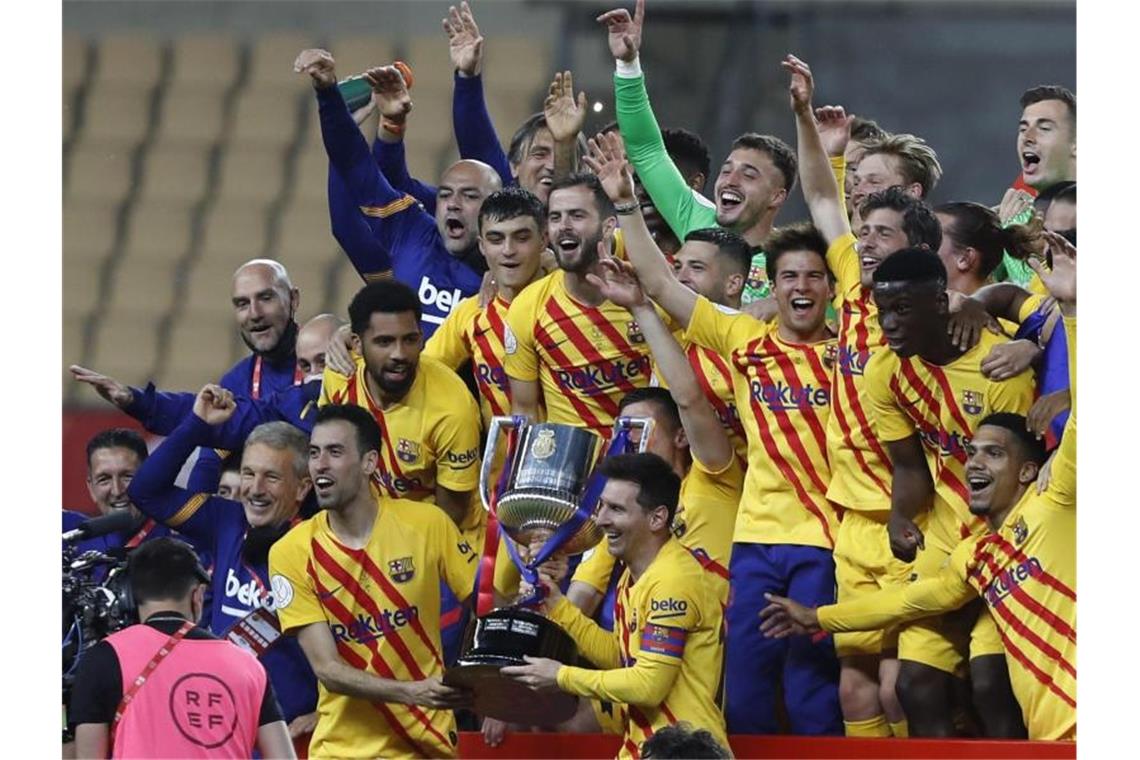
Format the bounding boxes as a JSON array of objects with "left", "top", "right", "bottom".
[
  {"left": 1011, "top": 516, "right": 1029, "bottom": 545},
  {"left": 531, "top": 429, "right": 557, "bottom": 459},
  {"left": 397, "top": 438, "right": 421, "bottom": 463},
  {"left": 388, "top": 556, "right": 416, "bottom": 583},
  {"left": 961, "top": 389, "right": 984, "bottom": 416},
  {"left": 822, "top": 343, "right": 838, "bottom": 370},
  {"left": 627, "top": 320, "right": 646, "bottom": 344}
]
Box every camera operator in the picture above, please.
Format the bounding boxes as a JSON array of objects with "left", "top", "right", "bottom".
[{"left": 68, "top": 537, "right": 295, "bottom": 758}]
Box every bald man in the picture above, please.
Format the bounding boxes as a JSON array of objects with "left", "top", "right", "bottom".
[
  {"left": 295, "top": 313, "right": 344, "bottom": 382},
  {"left": 226, "top": 258, "right": 302, "bottom": 400},
  {"left": 298, "top": 48, "right": 501, "bottom": 337}
]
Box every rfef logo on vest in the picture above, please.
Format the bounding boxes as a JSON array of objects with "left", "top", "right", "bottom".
[{"left": 169, "top": 673, "right": 240, "bottom": 749}]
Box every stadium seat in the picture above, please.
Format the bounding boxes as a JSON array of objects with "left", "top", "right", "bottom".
[
  {"left": 92, "top": 32, "right": 163, "bottom": 91},
  {"left": 63, "top": 315, "right": 90, "bottom": 403},
  {"left": 103, "top": 260, "right": 181, "bottom": 316},
  {"left": 289, "top": 143, "right": 332, "bottom": 205},
  {"left": 65, "top": 141, "right": 135, "bottom": 204},
  {"left": 229, "top": 89, "right": 305, "bottom": 150},
  {"left": 214, "top": 145, "right": 287, "bottom": 208},
  {"left": 180, "top": 259, "right": 247, "bottom": 321},
  {"left": 137, "top": 140, "right": 213, "bottom": 206},
  {"left": 404, "top": 36, "right": 454, "bottom": 92},
  {"left": 483, "top": 37, "right": 551, "bottom": 92},
  {"left": 248, "top": 31, "right": 316, "bottom": 93},
  {"left": 88, "top": 311, "right": 163, "bottom": 386},
  {"left": 63, "top": 201, "right": 120, "bottom": 265},
  {"left": 83, "top": 83, "right": 151, "bottom": 149},
  {"left": 120, "top": 199, "right": 195, "bottom": 265},
  {"left": 272, "top": 200, "right": 339, "bottom": 262},
  {"left": 198, "top": 203, "right": 269, "bottom": 263},
  {"left": 327, "top": 35, "right": 396, "bottom": 80},
  {"left": 486, "top": 89, "right": 539, "bottom": 146},
  {"left": 63, "top": 259, "right": 105, "bottom": 319},
  {"left": 170, "top": 33, "right": 239, "bottom": 93},
  {"left": 282, "top": 257, "right": 334, "bottom": 317},
  {"left": 330, "top": 258, "right": 367, "bottom": 315},
  {"left": 155, "top": 316, "right": 245, "bottom": 394},
  {"left": 154, "top": 83, "right": 229, "bottom": 148}
]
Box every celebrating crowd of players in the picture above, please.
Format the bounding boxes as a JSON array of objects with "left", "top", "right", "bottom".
[{"left": 63, "top": 0, "right": 1077, "bottom": 756}]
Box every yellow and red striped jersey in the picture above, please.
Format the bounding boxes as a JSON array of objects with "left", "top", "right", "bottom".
[
  {"left": 269, "top": 500, "right": 479, "bottom": 758},
  {"left": 318, "top": 356, "right": 484, "bottom": 533},
  {"left": 424, "top": 293, "right": 520, "bottom": 425},
  {"left": 825, "top": 232, "right": 896, "bottom": 513},
  {"left": 686, "top": 296, "right": 841, "bottom": 549},
  {"left": 503, "top": 270, "right": 655, "bottom": 438},
  {"left": 864, "top": 330, "right": 1035, "bottom": 551},
  {"left": 552, "top": 538, "right": 728, "bottom": 759},
  {"left": 673, "top": 454, "right": 744, "bottom": 603}
]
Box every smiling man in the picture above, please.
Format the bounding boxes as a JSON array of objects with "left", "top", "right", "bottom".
[{"left": 125, "top": 385, "right": 319, "bottom": 737}]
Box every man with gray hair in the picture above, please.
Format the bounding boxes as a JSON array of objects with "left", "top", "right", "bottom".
[{"left": 127, "top": 383, "right": 320, "bottom": 740}]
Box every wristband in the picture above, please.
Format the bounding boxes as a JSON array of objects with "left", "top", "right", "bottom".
[
  {"left": 381, "top": 118, "right": 406, "bottom": 137},
  {"left": 614, "top": 200, "right": 640, "bottom": 215}
]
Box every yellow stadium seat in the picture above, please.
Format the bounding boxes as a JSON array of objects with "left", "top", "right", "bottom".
[
  {"left": 103, "top": 260, "right": 181, "bottom": 316},
  {"left": 138, "top": 140, "right": 212, "bottom": 205},
  {"left": 92, "top": 32, "right": 162, "bottom": 90},
  {"left": 83, "top": 83, "right": 150, "bottom": 148},
  {"left": 215, "top": 145, "right": 287, "bottom": 207},
  {"left": 154, "top": 84, "right": 228, "bottom": 147},
  {"left": 64, "top": 33, "right": 88, "bottom": 91},
  {"left": 65, "top": 141, "right": 134, "bottom": 204},
  {"left": 170, "top": 34, "right": 239, "bottom": 93},
  {"left": 121, "top": 200, "right": 195, "bottom": 265},
  {"left": 63, "top": 259, "right": 105, "bottom": 319},
  {"left": 326, "top": 35, "right": 396, "bottom": 80},
  {"left": 64, "top": 201, "right": 119, "bottom": 265},
  {"left": 229, "top": 89, "right": 304, "bottom": 150},
  {"left": 88, "top": 311, "right": 163, "bottom": 385},
  {"left": 198, "top": 203, "right": 269, "bottom": 263},
  {"left": 249, "top": 31, "right": 316, "bottom": 91}
]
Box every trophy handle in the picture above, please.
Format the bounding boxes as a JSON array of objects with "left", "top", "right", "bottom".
[
  {"left": 613, "top": 415, "right": 655, "bottom": 455},
  {"left": 479, "top": 415, "right": 528, "bottom": 513}
]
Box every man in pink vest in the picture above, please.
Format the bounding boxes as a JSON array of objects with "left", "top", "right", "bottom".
[{"left": 68, "top": 537, "right": 296, "bottom": 759}]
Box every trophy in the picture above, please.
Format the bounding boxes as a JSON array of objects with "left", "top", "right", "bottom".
[{"left": 443, "top": 416, "right": 652, "bottom": 724}]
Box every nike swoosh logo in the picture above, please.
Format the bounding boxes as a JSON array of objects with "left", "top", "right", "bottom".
[{"left": 317, "top": 586, "right": 344, "bottom": 600}]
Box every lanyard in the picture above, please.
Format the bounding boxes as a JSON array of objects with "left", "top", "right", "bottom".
[
  {"left": 110, "top": 620, "right": 194, "bottom": 745},
  {"left": 124, "top": 519, "right": 156, "bottom": 549},
  {"left": 251, "top": 355, "right": 303, "bottom": 400}
]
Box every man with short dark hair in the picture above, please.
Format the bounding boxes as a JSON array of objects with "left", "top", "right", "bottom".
[
  {"left": 1018, "top": 85, "right": 1076, "bottom": 193},
  {"left": 69, "top": 537, "right": 294, "bottom": 759},
  {"left": 270, "top": 404, "right": 478, "bottom": 758},
  {"left": 641, "top": 723, "right": 731, "bottom": 759},
  {"left": 504, "top": 452, "right": 729, "bottom": 758}
]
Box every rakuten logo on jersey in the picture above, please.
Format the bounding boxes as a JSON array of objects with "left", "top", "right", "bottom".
[
  {"left": 224, "top": 567, "right": 275, "bottom": 613},
  {"left": 477, "top": 363, "right": 509, "bottom": 391},
  {"left": 554, "top": 356, "right": 651, "bottom": 392},
  {"left": 749, "top": 380, "right": 830, "bottom": 411},
  {"left": 419, "top": 277, "right": 463, "bottom": 322},
  {"left": 331, "top": 606, "right": 421, "bottom": 645}
]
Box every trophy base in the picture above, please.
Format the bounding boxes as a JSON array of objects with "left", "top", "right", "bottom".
[{"left": 444, "top": 607, "right": 580, "bottom": 724}]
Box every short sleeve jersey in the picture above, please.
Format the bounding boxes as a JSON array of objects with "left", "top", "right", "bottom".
[
  {"left": 554, "top": 539, "right": 728, "bottom": 759},
  {"left": 423, "top": 294, "right": 516, "bottom": 425},
  {"left": 319, "top": 355, "right": 483, "bottom": 530},
  {"left": 825, "top": 232, "right": 896, "bottom": 513},
  {"left": 686, "top": 296, "right": 841, "bottom": 549},
  {"left": 864, "top": 330, "right": 1035, "bottom": 550},
  {"left": 269, "top": 501, "right": 478, "bottom": 759},
  {"left": 503, "top": 271, "right": 654, "bottom": 438}
]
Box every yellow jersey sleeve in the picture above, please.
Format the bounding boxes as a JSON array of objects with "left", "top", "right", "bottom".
[
  {"left": 817, "top": 560, "right": 975, "bottom": 634},
  {"left": 1017, "top": 293, "right": 1048, "bottom": 324},
  {"left": 571, "top": 549, "right": 618, "bottom": 594},
  {"left": 685, "top": 294, "right": 772, "bottom": 356},
  {"left": 318, "top": 359, "right": 358, "bottom": 406},
  {"left": 637, "top": 568, "right": 704, "bottom": 666},
  {"left": 830, "top": 155, "right": 848, "bottom": 215},
  {"left": 427, "top": 377, "right": 482, "bottom": 492},
  {"left": 557, "top": 648, "right": 682, "bottom": 707},
  {"left": 826, "top": 231, "right": 861, "bottom": 300},
  {"left": 424, "top": 295, "right": 478, "bottom": 370},
  {"left": 547, "top": 595, "right": 623, "bottom": 669},
  {"left": 268, "top": 522, "right": 325, "bottom": 634},
  {"left": 429, "top": 504, "right": 479, "bottom": 603},
  {"left": 503, "top": 279, "right": 543, "bottom": 383},
  {"left": 863, "top": 348, "right": 914, "bottom": 443}
]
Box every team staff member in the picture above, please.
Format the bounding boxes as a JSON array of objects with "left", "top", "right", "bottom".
[
  {"left": 504, "top": 173, "right": 656, "bottom": 439},
  {"left": 297, "top": 48, "right": 500, "bottom": 337},
  {"left": 504, "top": 454, "right": 728, "bottom": 760},
  {"left": 762, "top": 232, "right": 1076, "bottom": 740},
  {"left": 126, "top": 388, "right": 319, "bottom": 735},
  {"left": 587, "top": 130, "right": 842, "bottom": 735},
  {"left": 786, "top": 56, "right": 943, "bottom": 737},
  {"left": 69, "top": 537, "right": 294, "bottom": 759},
  {"left": 865, "top": 248, "right": 1036, "bottom": 737},
  {"left": 270, "top": 405, "right": 478, "bottom": 759},
  {"left": 600, "top": 0, "right": 798, "bottom": 302},
  {"left": 424, "top": 187, "right": 549, "bottom": 425}
]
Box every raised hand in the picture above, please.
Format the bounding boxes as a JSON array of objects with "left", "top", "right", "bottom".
[
  {"left": 597, "top": 0, "right": 645, "bottom": 63},
  {"left": 1029, "top": 230, "right": 1076, "bottom": 309},
  {"left": 294, "top": 48, "right": 337, "bottom": 90},
  {"left": 544, "top": 70, "right": 588, "bottom": 143},
  {"left": 364, "top": 65, "right": 413, "bottom": 121},
  {"left": 444, "top": 1, "right": 484, "bottom": 77},
  {"left": 581, "top": 131, "right": 635, "bottom": 204},
  {"left": 781, "top": 54, "right": 814, "bottom": 115},
  {"left": 585, "top": 256, "right": 649, "bottom": 310},
  {"left": 815, "top": 105, "right": 853, "bottom": 159},
  {"left": 69, "top": 365, "right": 135, "bottom": 409},
  {"left": 192, "top": 384, "right": 237, "bottom": 426}
]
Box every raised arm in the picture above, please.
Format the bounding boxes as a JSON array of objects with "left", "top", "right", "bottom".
[
  {"left": 367, "top": 61, "right": 440, "bottom": 212},
  {"left": 583, "top": 130, "right": 698, "bottom": 326}
]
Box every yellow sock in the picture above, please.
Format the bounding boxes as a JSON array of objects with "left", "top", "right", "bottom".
[
  {"left": 844, "top": 715, "right": 891, "bottom": 737},
  {"left": 889, "top": 719, "right": 909, "bottom": 738}
]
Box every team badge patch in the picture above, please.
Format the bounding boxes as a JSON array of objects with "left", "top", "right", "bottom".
[
  {"left": 962, "top": 389, "right": 984, "bottom": 415},
  {"left": 270, "top": 574, "right": 294, "bottom": 609},
  {"left": 627, "top": 320, "right": 645, "bottom": 344},
  {"left": 1011, "top": 516, "right": 1029, "bottom": 545},
  {"left": 822, "top": 343, "right": 838, "bottom": 370},
  {"left": 504, "top": 325, "right": 517, "bottom": 355},
  {"left": 397, "top": 438, "right": 421, "bottom": 463},
  {"left": 388, "top": 556, "right": 416, "bottom": 583}
]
